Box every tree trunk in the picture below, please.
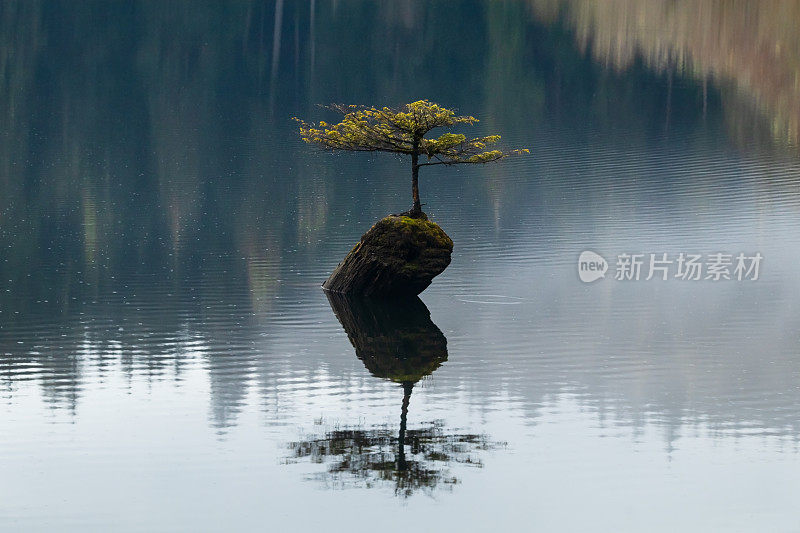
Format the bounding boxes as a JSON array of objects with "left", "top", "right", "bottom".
[{"left": 410, "top": 138, "right": 422, "bottom": 217}]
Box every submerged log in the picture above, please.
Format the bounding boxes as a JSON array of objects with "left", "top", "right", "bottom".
[{"left": 322, "top": 214, "right": 453, "bottom": 297}]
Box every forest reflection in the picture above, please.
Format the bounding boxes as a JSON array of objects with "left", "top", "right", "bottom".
[{"left": 530, "top": 0, "right": 800, "bottom": 148}]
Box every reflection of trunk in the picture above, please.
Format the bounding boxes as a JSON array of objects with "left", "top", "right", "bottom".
[{"left": 397, "top": 381, "right": 413, "bottom": 471}]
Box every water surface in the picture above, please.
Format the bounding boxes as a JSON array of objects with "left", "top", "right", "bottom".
[{"left": 2, "top": 2, "right": 800, "bottom": 531}]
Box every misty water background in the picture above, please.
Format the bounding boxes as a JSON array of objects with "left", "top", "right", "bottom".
[{"left": 2, "top": 2, "right": 800, "bottom": 531}]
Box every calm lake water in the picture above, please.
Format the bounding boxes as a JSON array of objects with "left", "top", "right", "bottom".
[{"left": 2, "top": 2, "right": 800, "bottom": 531}]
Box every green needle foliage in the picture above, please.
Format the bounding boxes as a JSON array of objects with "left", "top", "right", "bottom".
[{"left": 294, "top": 100, "right": 529, "bottom": 217}]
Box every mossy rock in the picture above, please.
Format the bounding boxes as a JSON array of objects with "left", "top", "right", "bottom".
[{"left": 323, "top": 215, "right": 453, "bottom": 297}]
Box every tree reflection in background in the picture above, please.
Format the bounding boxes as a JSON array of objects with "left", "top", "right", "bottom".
[
  {"left": 286, "top": 295, "right": 503, "bottom": 497},
  {"left": 530, "top": 0, "right": 800, "bottom": 148}
]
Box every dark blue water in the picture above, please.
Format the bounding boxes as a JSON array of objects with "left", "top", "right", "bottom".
[{"left": 2, "top": 2, "right": 800, "bottom": 531}]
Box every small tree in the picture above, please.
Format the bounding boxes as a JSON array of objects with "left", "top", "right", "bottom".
[{"left": 294, "top": 100, "right": 529, "bottom": 218}]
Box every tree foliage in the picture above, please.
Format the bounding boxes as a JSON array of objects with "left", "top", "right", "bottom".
[
  {"left": 294, "top": 100, "right": 529, "bottom": 166},
  {"left": 295, "top": 100, "right": 529, "bottom": 216}
]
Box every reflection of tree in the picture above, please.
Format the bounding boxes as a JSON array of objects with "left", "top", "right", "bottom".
[
  {"left": 285, "top": 294, "right": 501, "bottom": 497},
  {"left": 287, "top": 419, "right": 498, "bottom": 497}
]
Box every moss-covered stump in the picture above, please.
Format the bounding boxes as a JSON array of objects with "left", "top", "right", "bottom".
[
  {"left": 325, "top": 292, "right": 448, "bottom": 384},
  {"left": 323, "top": 215, "right": 453, "bottom": 297}
]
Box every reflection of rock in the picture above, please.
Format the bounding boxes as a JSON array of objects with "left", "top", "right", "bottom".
[
  {"left": 322, "top": 215, "right": 453, "bottom": 297},
  {"left": 325, "top": 292, "right": 448, "bottom": 383}
]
